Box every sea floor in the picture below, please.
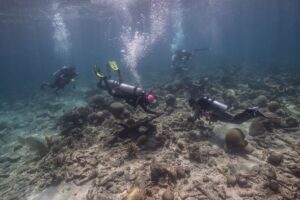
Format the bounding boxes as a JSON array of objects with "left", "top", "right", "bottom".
[{"left": 0, "top": 72, "right": 299, "bottom": 200}]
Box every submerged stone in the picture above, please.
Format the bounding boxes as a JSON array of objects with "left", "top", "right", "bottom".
[
  {"left": 87, "top": 111, "right": 106, "bottom": 124},
  {"left": 267, "top": 152, "right": 283, "bottom": 166},
  {"left": 249, "top": 118, "right": 267, "bottom": 136},
  {"left": 269, "top": 180, "right": 279, "bottom": 192},
  {"left": 226, "top": 175, "right": 237, "bottom": 187},
  {"left": 223, "top": 89, "right": 238, "bottom": 106},
  {"left": 89, "top": 94, "right": 106, "bottom": 108},
  {"left": 125, "top": 187, "right": 145, "bottom": 200},
  {"left": 285, "top": 117, "right": 299, "bottom": 127},
  {"left": 165, "top": 94, "right": 176, "bottom": 108},
  {"left": 162, "top": 189, "right": 174, "bottom": 200},
  {"left": 253, "top": 95, "right": 267, "bottom": 107},
  {"left": 264, "top": 112, "right": 282, "bottom": 128},
  {"left": 267, "top": 101, "right": 280, "bottom": 112},
  {"left": 225, "top": 128, "right": 247, "bottom": 150},
  {"left": 109, "top": 102, "right": 125, "bottom": 116},
  {"left": 237, "top": 176, "right": 248, "bottom": 188}
]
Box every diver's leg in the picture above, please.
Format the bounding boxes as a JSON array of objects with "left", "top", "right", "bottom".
[
  {"left": 97, "top": 79, "right": 103, "bottom": 89},
  {"left": 232, "top": 108, "right": 265, "bottom": 124},
  {"left": 211, "top": 110, "right": 236, "bottom": 123}
]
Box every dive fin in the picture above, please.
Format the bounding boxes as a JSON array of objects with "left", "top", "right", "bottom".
[
  {"left": 93, "top": 64, "right": 104, "bottom": 78},
  {"left": 107, "top": 60, "right": 119, "bottom": 71}
]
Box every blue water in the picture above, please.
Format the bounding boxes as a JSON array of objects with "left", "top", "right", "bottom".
[
  {"left": 0, "top": 0, "right": 300, "bottom": 99},
  {"left": 1, "top": 1, "right": 300, "bottom": 199}
]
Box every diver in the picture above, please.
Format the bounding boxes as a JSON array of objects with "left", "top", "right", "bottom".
[
  {"left": 40, "top": 65, "right": 78, "bottom": 93},
  {"left": 94, "top": 61, "right": 158, "bottom": 114},
  {"left": 171, "top": 48, "right": 209, "bottom": 74},
  {"left": 188, "top": 96, "right": 265, "bottom": 124}
]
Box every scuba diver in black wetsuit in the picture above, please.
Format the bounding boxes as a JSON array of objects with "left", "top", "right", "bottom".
[
  {"left": 171, "top": 48, "right": 210, "bottom": 74},
  {"left": 94, "top": 61, "right": 158, "bottom": 114},
  {"left": 188, "top": 96, "right": 266, "bottom": 124},
  {"left": 41, "top": 66, "right": 78, "bottom": 93}
]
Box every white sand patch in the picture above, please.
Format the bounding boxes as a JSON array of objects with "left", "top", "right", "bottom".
[{"left": 27, "top": 182, "right": 91, "bottom": 200}]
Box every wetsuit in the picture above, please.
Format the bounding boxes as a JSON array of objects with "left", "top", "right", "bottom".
[
  {"left": 41, "top": 66, "right": 78, "bottom": 92},
  {"left": 189, "top": 96, "right": 265, "bottom": 124}
]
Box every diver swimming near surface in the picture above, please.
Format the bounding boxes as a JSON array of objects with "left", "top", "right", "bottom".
[
  {"left": 188, "top": 96, "right": 266, "bottom": 124},
  {"left": 94, "top": 61, "right": 158, "bottom": 114},
  {"left": 40, "top": 65, "right": 78, "bottom": 94},
  {"left": 171, "top": 48, "right": 210, "bottom": 75}
]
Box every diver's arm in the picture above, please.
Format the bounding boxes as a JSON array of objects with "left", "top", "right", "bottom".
[
  {"left": 59, "top": 74, "right": 68, "bottom": 80},
  {"left": 140, "top": 103, "right": 158, "bottom": 114},
  {"left": 136, "top": 96, "right": 158, "bottom": 114},
  {"left": 52, "top": 69, "right": 61, "bottom": 77}
]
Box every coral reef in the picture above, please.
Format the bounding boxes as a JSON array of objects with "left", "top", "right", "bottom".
[
  {"left": 224, "top": 128, "right": 248, "bottom": 152},
  {"left": 161, "top": 189, "right": 174, "bottom": 200},
  {"left": 267, "top": 152, "right": 283, "bottom": 166},
  {"left": 89, "top": 94, "right": 107, "bottom": 109},
  {"left": 124, "top": 187, "right": 146, "bottom": 200},
  {"left": 222, "top": 89, "right": 238, "bottom": 107},
  {"left": 17, "top": 136, "right": 49, "bottom": 157},
  {"left": 267, "top": 101, "right": 280, "bottom": 112},
  {"left": 165, "top": 94, "right": 176, "bottom": 108},
  {"left": 253, "top": 95, "right": 268, "bottom": 107},
  {"left": 1, "top": 70, "right": 300, "bottom": 200},
  {"left": 109, "top": 102, "right": 125, "bottom": 116}
]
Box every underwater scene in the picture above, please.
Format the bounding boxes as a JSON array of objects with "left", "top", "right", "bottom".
[{"left": 0, "top": 0, "right": 300, "bottom": 199}]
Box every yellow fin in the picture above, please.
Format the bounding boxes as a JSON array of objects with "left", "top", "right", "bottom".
[
  {"left": 108, "top": 60, "right": 119, "bottom": 71},
  {"left": 93, "top": 64, "right": 104, "bottom": 78}
]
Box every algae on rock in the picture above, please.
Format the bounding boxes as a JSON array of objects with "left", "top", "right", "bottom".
[{"left": 17, "top": 136, "right": 49, "bottom": 157}]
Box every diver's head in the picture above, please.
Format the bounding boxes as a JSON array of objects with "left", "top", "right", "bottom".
[{"left": 146, "top": 93, "right": 155, "bottom": 104}]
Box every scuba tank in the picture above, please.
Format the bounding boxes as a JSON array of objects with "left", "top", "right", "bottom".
[
  {"left": 199, "top": 96, "right": 228, "bottom": 111},
  {"left": 107, "top": 80, "right": 144, "bottom": 95}
]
